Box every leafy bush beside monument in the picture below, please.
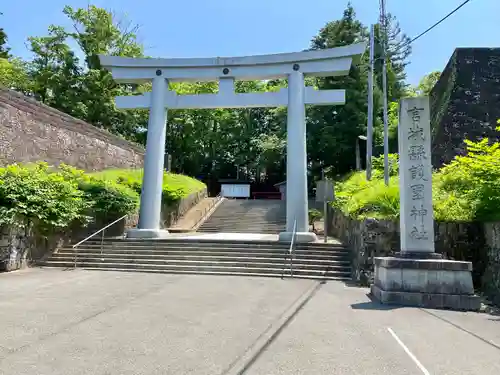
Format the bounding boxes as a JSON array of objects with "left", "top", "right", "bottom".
[{"left": 333, "top": 126, "right": 500, "bottom": 223}]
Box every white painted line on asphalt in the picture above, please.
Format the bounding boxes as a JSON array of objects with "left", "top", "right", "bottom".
[{"left": 388, "top": 327, "right": 431, "bottom": 375}]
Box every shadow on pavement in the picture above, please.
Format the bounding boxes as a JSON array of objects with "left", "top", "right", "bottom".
[{"left": 350, "top": 294, "right": 401, "bottom": 311}]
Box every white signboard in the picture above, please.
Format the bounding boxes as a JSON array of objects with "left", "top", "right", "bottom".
[
  {"left": 398, "top": 97, "right": 435, "bottom": 254},
  {"left": 221, "top": 184, "right": 250, "bottom": 198}
]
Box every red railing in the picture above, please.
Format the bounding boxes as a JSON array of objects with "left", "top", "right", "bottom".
[{"left": 252, "top": 192, "right": 283, "bottom": 200}]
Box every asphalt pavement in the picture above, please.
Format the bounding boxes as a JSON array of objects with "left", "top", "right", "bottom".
[{"left": 0, "top": 269, "right": 498, "bottom": 374}]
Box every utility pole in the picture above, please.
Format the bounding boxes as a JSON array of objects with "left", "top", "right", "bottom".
[
  {"left": 366, "top": 24, "right": 375, "bottom": 181},
  {"left": 355, "top": 137, "right": 361, "bottom": 171},
  {"left": 322, "top": 168, "right": 327, "bottom": 243},
  {"left": 380, "top": 0, "right": 390, "bottom": 186}
]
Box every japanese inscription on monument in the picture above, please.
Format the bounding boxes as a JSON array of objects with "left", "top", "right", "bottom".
[{"left": 398, "top": 97, "right": 435, "bottom": 253}]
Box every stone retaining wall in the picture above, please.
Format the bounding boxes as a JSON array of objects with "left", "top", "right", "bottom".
[
  {"left": 0, "top": 88, "right": 144, "bottom": 171},
  {"left": 328, "top": 208, "right": 500, "bottom": 304}
]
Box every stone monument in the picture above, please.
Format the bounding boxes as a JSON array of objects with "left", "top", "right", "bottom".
[{"left": 370, "top": 96, "right": 480, "bottom": 310}]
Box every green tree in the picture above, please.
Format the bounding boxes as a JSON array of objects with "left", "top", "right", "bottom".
[
  {"left": 0, "top": 12, "right": 10, "bottom": 59},
  {"left": 373, "top": 14, "right": 412, "bottom": 102},
  {"left": 0, "top": 28, "right": 9, "bottom": 58},
  {"left": 0, "top": 58, "right": 31, "bottom": 93},
  {"left": 308, "top": 4, "right": 368, "bottom": 176},
  {"left": 28, "top": 26, "right": 83, "bottom": 116},
  {"left": 416, "top": 71, "right": 441, "bottom": 96},
  {"left": 27, "top": 5, "right": 148, "bottom": 140}
]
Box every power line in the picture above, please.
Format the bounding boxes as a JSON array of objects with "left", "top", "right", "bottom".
[
  {"left": 358, "top": 0, "right": 473, "bottom": 68},
  {"left": 406, "top": 0, "right": 472, "bottom": 46}
]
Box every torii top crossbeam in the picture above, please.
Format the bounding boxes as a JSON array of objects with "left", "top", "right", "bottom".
[
  {"left": 99, "top": 43, "right": 366, "bottom": 83},
  {"left": 99, "top": 42, "right": 366, "bottom": 110}
]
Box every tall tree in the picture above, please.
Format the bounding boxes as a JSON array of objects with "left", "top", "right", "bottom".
[
  {"left": 0, "top": 58, "right": 31, "bottom": 92},
  {"left": 308, "top": 4, "right": 368, "bottom": 176},
  {"left": 0, "top": 12, "right": 10, "bottom": 59},
  {"left": 416, "top": 71, "right": 441, "bottom": 96},
  {"left": 374, "top": 14, "right": 412, "bottom": 102},
  {"left": 0, "top": 28, "right": 9, "bottom": 58},
  {"left": 28, "top": 26, "right": 83, "bottom": 116},
  {"left": 27, "top": 6, "right": 148, "bottom": 140}
]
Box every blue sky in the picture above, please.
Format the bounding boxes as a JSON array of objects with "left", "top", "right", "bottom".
[{"left": 1, "top": 0, "right": 498, "bottom": 85}]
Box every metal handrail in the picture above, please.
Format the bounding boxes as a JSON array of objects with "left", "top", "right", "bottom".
[
  {"left": 281, "top": 219, "right": 297, "bottom": 279},
  {"left": 191, "top": 193, "right": 223, "bottom": 231},
  {"left": 73, "top": 214, "right": 128, "bottom": 268}
]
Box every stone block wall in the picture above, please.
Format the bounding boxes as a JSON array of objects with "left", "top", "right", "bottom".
[
  {"left": 161, "top": 188, "right": 207, "bottom": 228},
  {"left": 0, "top": 225, "right": 70, "bottom": 271},
  {"left": 482, "top": 223, "right": 500, "bottom": 305},
  {"left": 0, "top": 88, "right": 144, "bottom": 171},
  {"left": 329, "top": 208, "right": 500, "bottom": 304},
  {"left": 430, "top": 48, "right": 500, "bottom": 168}
]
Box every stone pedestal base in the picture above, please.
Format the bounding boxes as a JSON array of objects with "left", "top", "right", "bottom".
[
  {"left": 371, "top": 257, "right": 480, "bottom": 311},
  {"left": 126, "top": 228, "right": 170, "bottom": 239},
  {"left": 278, "top": 231, "right": 318, "bottom": 243}
]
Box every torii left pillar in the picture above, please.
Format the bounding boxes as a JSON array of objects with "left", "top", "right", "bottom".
[
  {"left": 278, "top": 69, "right": 317, "bottom": 243},
  {"left": 127, "top": 75, "right": 170, "bottom": 239}
]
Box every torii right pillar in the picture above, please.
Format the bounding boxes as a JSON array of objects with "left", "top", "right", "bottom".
[
  {"left": 278, "top": 68, "right": 317, "bottom": 243},
  {"left": 370, "top": 96, "right": 480, "bottom": 311}
]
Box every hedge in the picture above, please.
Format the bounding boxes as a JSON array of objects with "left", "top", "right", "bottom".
[
  {"left": 0, "top": 163, "right": 206, "bottom": 233},
  {"left": 334, "top": 126, "right": 500, "bottom": 222}
]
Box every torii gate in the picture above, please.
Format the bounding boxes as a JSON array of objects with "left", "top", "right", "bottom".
[{"left": 99, "top": 42, "right": 366, "bottom": 242}]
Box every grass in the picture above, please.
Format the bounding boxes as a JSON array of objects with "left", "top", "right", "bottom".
[{"left": 90, "top": 169, "right": 206, "bottom": 202}]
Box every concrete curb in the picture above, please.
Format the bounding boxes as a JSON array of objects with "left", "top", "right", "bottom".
[
  {"left": 222, "top": 280, "right": 323, "bottom": 375},
  {"left": 191, "top": 197, "right": 226, "bottom": 232}
]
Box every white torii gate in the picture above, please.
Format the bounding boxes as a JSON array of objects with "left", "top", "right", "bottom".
[{"left": 99, "top": 42, "right": 365, "bottom": 242}]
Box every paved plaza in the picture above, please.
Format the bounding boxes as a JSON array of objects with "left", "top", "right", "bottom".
[{"left": 0, "top": 269, "right": 499, "bottom": 374}]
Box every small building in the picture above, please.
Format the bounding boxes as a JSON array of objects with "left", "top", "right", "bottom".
[
  {"left": 273, "top": 181, "right": 286, "bottom": 200},
  {"left": 218, "top": 179, "right": 251, "bottom": 198}
]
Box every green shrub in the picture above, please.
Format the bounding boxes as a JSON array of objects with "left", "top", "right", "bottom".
[
  {"left": 334, "top": 173, "right": 400, "bottom": 219},
  {"left": 90, "top": 169, "right": 205, "bottom": 205},
  {"left": 0, "top": 163, "right": 206, "bottom": 233},
  {"left": 436, "top": 138, "right": 500, "bottom": 221},
  {"left": 371, "top": 153, "right": 399, "bottom": 177},
  {"left": 79, "top": 178, "right": 139, "bottom": 217},
  {"left": 308, "top": 209, "right": 323, "bottom": 224},
  {"left": 0, "top": 163, "right": 90, "bottom": 231},
  {"left": 334, "top": 129, "right": 500, "bottom": 222},
  {"left": 58, "top": 164, "right": 139, "bottom": 217}
]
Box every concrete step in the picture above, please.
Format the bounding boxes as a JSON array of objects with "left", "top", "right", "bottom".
[
  {"left": 40, "top": 266, "right": 350, "bottom": 280},
  {"left": 198, "top": 223, "right": 286, "bottom": 226},
  {"left": 54, "top": 249, "right": 350, "bottom": 260},
  {"left": 92, "top": 239, "right": 344, "bottom": 249},
  {"left": 197, "top": 226, "right": 284, "bottom": 230},
  {"left": 44, "top": 234, "right": 351, "bottom": 280},
  {"left": 196, "top": 230, "right": 283, "bottom": 234},
  {"left": 65, "top": 245, "right": 349, "bottom": 256},
  {"left": 40, "top": 261, "right": 350, "bottom": 278},
  {"left": 197, "top": 219, "right": 286, "bottom": 226},
  {"left": 197, "top": 222, "right": 285, "bottom": 225},
  {"left": 45, "top": 256, "right": 350, "bottom": 271},
  {"left": 51, "top": 252, "right": 350, "bottom": 263}
]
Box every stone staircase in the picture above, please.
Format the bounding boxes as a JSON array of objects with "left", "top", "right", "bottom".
[
  {"left": 39, "top": 238, "right": 352, "bottom": 280},
  {"left": 197, "top": 199, "right": 286, "bottom": 234}
]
